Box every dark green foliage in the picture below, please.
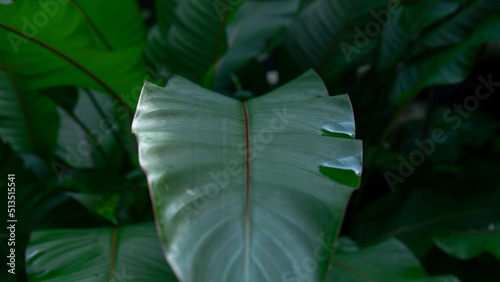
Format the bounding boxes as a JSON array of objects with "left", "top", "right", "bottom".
[{"left": 1, "top": 0, "right": 499, "bottom": 280}]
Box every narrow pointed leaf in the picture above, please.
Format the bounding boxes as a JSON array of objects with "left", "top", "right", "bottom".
[{"left": 132, "top": 70, "right": 363, "bottom": 281}]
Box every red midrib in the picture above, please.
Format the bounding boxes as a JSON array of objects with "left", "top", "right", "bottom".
[
  {"left": 109, "top": 228, "right": 118, "bottom": 281},
  {"left": 242, "top": 102, "right": 251, "bottom": 276},
  {"left": 0, "top": 23, "right": 132, "bottom": 116}
]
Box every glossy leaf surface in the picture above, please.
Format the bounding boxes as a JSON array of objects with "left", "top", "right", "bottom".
[{"left": 132, "top": 70, "right": 363, "bottom": 281}]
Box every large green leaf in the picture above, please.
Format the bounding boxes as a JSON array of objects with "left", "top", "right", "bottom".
[
  {"left": 376, "top": 0, "right": 461, "bottom": 72},
  {"left": 0, "top": 70, "right": 58, "bottom": 162},
  {"left": 284, "top": 0, "right": 389, "bottom": 79},
  {"left": 324, "top": 237, "right": 459, "bottom": 282},
  {"left": 26, "top": 223, "right": 178, "bottom": 281},
  {"left": 433, "top": 224, "right": 500, "bottom": 260},
  {"left": 132, "top": 70, "right": 363, "bottom": 281},
  {"left": 389, "top": 16, "right": 500, "bottom": 105},
  {"left": 0, "top": 0, "right": 146, "bottom": 111}
]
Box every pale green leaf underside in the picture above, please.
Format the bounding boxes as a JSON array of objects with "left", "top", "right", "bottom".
[{"left": 132, "top": 70, "right": 362, "bottom": 281}]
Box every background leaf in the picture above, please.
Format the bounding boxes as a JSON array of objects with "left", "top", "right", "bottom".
[
  {"left": 213, "top": 0, "right": 301, "bottom": 91},
  {"left": 0, "top": 141, "right": 94, "bottom": 282},
  {"left": 0, "top": 0, "right": 146, "bottom": 110},
  {"left": 0, "top": 70, "right": 59, "bottom": 162},
  {"left": 145, "top": 0, "right": 233, "bottom": 84},
  {"left": 326, "top": 237, "right": 459, "bottom": 281},
  {"left": 389, "top": 16, "right": 500, "bottom": 105},
  {"left": 284, "top": 0, "right": 389, "bottom": 79},
  {"left": 26, "top": 223, "right": 178, "bottom": 281},
  {"left": 433, "top": 224, "right": 500, "bottom": 260},
  {"left": 352, "top": 186, "right": 500, "bottom": 258},
  {"left": 410, "top": 0, "right": 500, "bottom": 57},
  {"left": 375, "top": 0, "right": 461, "bottom": 72}
]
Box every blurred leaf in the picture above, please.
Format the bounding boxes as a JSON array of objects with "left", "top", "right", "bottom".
[
  {"left": 352, "top": 186, "right": 500, "bottom": 258},
  {"left": 94, "top": 194, "right": 120, "bottom": 225},
  {"left": 433, "top": 224, "right": 500, "bottom": 260},
  {"left": 0, "top": 0, "right": 146, "bottom": 110},
  {"left": 0, "top": 70, "right": 59, "bottom": 162},
  {"left": 429, "top": 107, "right": 499, "bottom": 155},
  {"left": 326, "top": 237, "right": 459, "bottom": 281},
  {"left": 61, "top": 168, "right": 129, "bottom": 194},
  {"left": 67, "top": 0, "right": 145, "bottom": 50},
  {"left": 146, "top": 0, "right": 233, "bottom": 84},
  {"left": 26, "top": 223, "right": 178, "bottom": 281},
  {"left": 55, "top": 89, "right": 124, "bottom": 169},
  {"left": 0, "top": 141, "right": 93, "bottom": 281},
  {"left": 376, "top": 0, "right": 461, "bottom": 72},
  {"left": 213, "top": 0, "right": 301, "bottom": 90},
  {"left": 411, "top": 0, "right": 500, "bottom": 57},
  {"left": 132, "top": 70, "right": 362, "bottom": 281},
  {"left": 41, "top": 86, "right": 79, "bottom": 110},
  {"left": 389, "top": 16, "right": 500, "bottom": 105},
  {"left": 60, "top": 168, "right": 140, "bottom": 224},
  {"left": 284, "top": 0, "right": 389, "bottom": 79}
]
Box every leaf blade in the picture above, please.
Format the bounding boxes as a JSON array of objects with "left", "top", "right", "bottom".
[{"left": 132, "top": 70, "right": 363, "bottom": 281}]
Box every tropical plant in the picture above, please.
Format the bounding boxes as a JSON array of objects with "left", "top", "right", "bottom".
[{"left": 1, "top": 0, "right": 499, "bottom": 281}]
